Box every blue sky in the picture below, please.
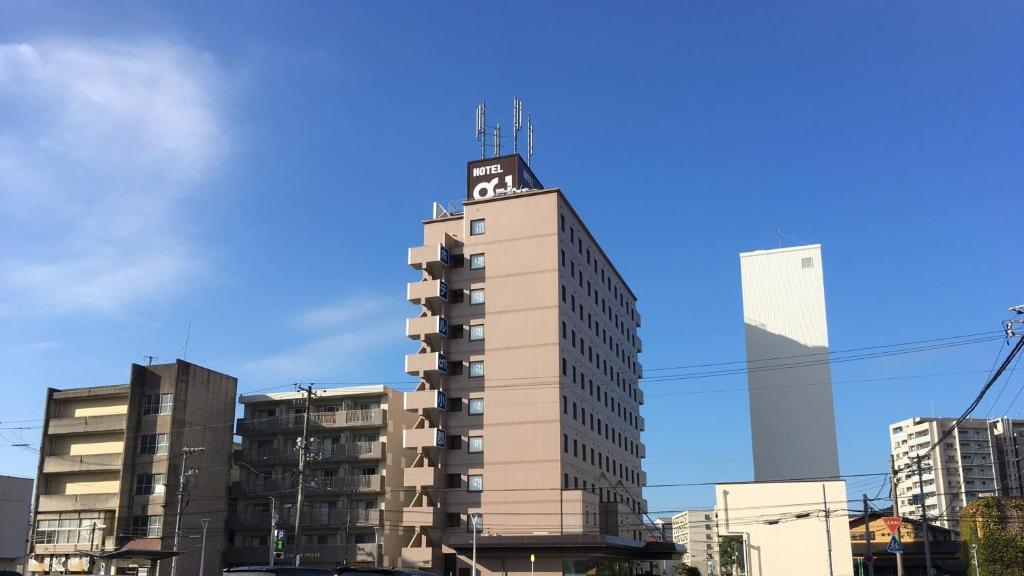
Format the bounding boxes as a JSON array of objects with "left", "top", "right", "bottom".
[{"left": 1, "top": 1, "right": 1022, "bottom": 515}]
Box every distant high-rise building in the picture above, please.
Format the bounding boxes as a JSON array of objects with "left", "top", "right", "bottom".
[
  {"left": 400, "top": 154, "right": 673, "bottom": 575},
  {"left": 889, "top": 416, "right": 1024, "bottom": 532},
  {"left": 739, "top": 244, "right": 841, "bottom": 481},
  {"left": 27, "top": 360, "right": 237, "bottom": 576},
  {"left": 671, "top": 510, "right": 719, "bottom": 575},
  {"left": 0, "top": 475, "right": 32, "bottom": 572},
  {"left": 227, "top": 386, "right": 416, "bottom": 568}
]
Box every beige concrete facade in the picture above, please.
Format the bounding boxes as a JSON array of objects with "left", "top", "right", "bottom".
[
  {"left": 228, "top": 386, "right": 416, "bottom": 569},
  {"left": 401, "top": 176, "right": 657, "bottom": 576},
  {"left": 715, "top": 480, "right": 854, "bottom": 576},
  {"left": 670, "top": 510, "right": 719, "bottom": 575},
  {"left": 28, "top": 360, "right": 237, "bottom": 576}
]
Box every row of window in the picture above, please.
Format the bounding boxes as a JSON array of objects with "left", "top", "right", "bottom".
[
  {"left": 562, "top": 431, "right": 642, "bottom": 487},
  {"left": 562, "top": 393, "right": 642, "bottom": 458},
  {"left": 142, "top": 393, "right": 173, "bottom": 415},
  {"left": 34, "top": 518, "right": 105, "bottom": 544},
  {"left": 561, "top": 282, "right": 640, "bottom": 381},
  {"left": 447, "top": 396, "right": 485, "bottom": 415},
  {"left": 560, "top": 471, "right": 642, "bottom": 515},
  {"left": 562, "top": 357, "right": 641, "bottom": 435},
  {"left": 560, "top": 212, "right": 638, "bottom": 323}
]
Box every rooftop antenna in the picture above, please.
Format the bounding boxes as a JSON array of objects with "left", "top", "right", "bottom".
[
  {"left": 475, "top": 101, "right": 486, "bottom": 159},
  {"left": 181, "top": 320, "right": 192, "bottom": 361},
  {"left": 143, "top": 355, "right": 158, "bottom": 366},
  {"left": 513, "top": 96, "right": 523, "bottom": 155},
  {"left": 527, "top": 115, "right": 534, "bottom": 166},
  {"left": 493, "top": 121, "right": 501, "bottom": 157}
]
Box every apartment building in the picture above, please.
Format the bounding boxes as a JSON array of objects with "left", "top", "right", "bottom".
[
  {"left": 670, "top": 510, "right": 719, "bottom": 575},
  {"left": 28, "top": 360, "right": 237, "bottom": 576},
  {"left": 401, "top": 154, "right": 674, "bottom": 576},
  {"left": 890, "top": 416, "right": 1024, "bottom": 532},
  {"left": 228, "top": 386, "right": 416, "bottom": 569}
]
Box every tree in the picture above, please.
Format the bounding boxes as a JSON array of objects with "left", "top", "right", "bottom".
[
  {"left": 719, "top": 537, "right": 740, "bottom": 575},
  {"left": 673, "top": 563, "right": 701, "bottom": 576}
]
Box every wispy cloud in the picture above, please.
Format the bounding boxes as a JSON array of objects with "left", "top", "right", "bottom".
[
  {"left": 241, "top": 296, "right": 409, "bottom": 383},
  {"left": 0, "top": 38, "right": 228, "bottom": 315}
]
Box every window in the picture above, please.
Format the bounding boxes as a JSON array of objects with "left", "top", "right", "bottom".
[
  {"left": 468, "top": 514, "right": 484, "bottom": 532},
  {"left": 469, "top": 324, "right": 485, "bottom": 341},
  {"left": 447, "top": 474, "right": 463, "bottom": 488},
  {"left": 142, "top": 393, "right": 173, "bottom": 415},
  {"left": 135, "top": 473, "right": 167, "bottom": 496},
  {"left": 470, "top": 219, "right": 486, "bottom": 235},
  {"left": 468, "top": 436, "right": 484, "bottom": 453},
  {"left": 446, "top": 513, "right": 462, "bottom": 528},
  {"left": 140, "top": 433, "right": 169, "bottom": 455},
  {"left": 470, "top": 253, "right": 486, "bottom": 269},
  {"left": 469, "top": 361, "right": 485, "bottom": 378},
  {"left": 470, "top": 289, "right": 485, "bottom": 305},
  {"left": 468, "top": 398, "right": 484, "bottom": 415},
  {"left": 447, "top": 435, "right": 463, "bottom": 450},
  {"left": 468, "top": 475, "right": 483, "bottom": 492},
  {"left": 448, "top": 397, "right": 463, "bottom": 413},
  {"left": 131, "top": 515, "right": 162, "bottom": 537}
]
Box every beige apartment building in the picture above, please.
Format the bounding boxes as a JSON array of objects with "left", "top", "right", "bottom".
[
  {"left": 227, "top": 386, "right": 416, "bottom": 569},
  {"left": 28, "top": 360, "right": 237, "bottom": 576},
  {"left": 670, "top": 510, "right": 719, "bottom": 575},
  {"left": 401, "top": 154, "right": 674, "bottom": 576},
  {"left": 890, "top": 416, "right": 1024, "bottom": 532}
]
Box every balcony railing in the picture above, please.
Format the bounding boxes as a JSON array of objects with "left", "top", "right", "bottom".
[
  {"left": 37, "top": 493, "right": 118, "bottom": 512},
  {"left": 47, "top": 414, "right": 126, "bottom": 435},
  {"left": 311, "top": 409, "right": 385, "bottom": 428},
  {"left": 43, "top": 453, "right": 123, "bottom": 474},
  {"left": 238, "top": 442, "right": 383, "bottom": 465}
]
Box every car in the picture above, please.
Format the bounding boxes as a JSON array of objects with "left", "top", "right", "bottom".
[{"left": 224, "top": 566, "right": 335, "bottom": 576}]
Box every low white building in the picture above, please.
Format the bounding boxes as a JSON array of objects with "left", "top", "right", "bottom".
[
  {"left": 671, "top": 510, "right": 719, "bottom": 575},
  {"left": 715, "top": 480, "right": 853, "bottom": 576}
]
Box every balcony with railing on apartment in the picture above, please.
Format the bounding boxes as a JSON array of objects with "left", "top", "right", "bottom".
[
  {"left": 405, "top": 352, "right": 448, "bottom": 378},
  {"left": 407, "top": 279, "right": 449, "bottom": 313},
  {"left": 238, "top": 442, "right": 384, "bottom": 467},
  {"left": 42, "top": 452, "right": 123, "bottom": 474},
  {"left": 406, "top": 315, "right": 450, "bottom": 345},
  {"left": 37, "top": 492, "right": 119, "bottom": 512},
  {"left": 237, "top": 409, "right": 385, "bottom": 436},
  {"left": 47, "top": 414, "right": 127, "bottom": 435}
]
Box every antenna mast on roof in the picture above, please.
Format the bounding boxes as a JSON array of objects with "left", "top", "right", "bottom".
[
  {"left": 513, "top": 96, "right": 523, "bottom": 155},
  {"left": 493, "top": 121, "right": 501, "bottom": 157},
  {"left": 527, "top": 115, "right": 534, "bottom": 166},
  {"left": 475, "top": 101, "right": 487, "bottom": 159}
]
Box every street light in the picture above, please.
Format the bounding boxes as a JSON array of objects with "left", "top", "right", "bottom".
[{"left": 470, "top": 514, "right": 480, "bottom": 576}]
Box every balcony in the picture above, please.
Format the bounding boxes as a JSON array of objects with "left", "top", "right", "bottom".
[
  {"left": 639, "top": 444, "right": 646, "bottom": 459},
  {"left": 403, "top": 505, "right": 441, "bottom": 527},
  {"left": 636, "top": 388, "right": 644, "bottom": 405},
  {"left": 408, "top": 243, "right": 450, "bottom": 275},
  {"left": 406, "top": 315, "right": 449, "bottom": 345},
  {"left": 236, "top": 416, "right": 303, "bottom": 436},
  {"left": 404, "top": 389, "right": 446, "bottom": 412},
  {"left": 322, "top": 474, "right": 383, "bottom": 493},
  {"left": 407, "top": 280, "right": 449, "bottom": 313},
  {"left": 638, "top": 415, "right": 645, "bottom": 431},
  {"left": 405, "top": 352, "right": 448, "bottom": 378},
  {"left": 37, "top": 493, "right": 118, "bottom": 512},
  {"left": 401, "top": 546, "right": 434, "bottom": 569},
  {"left": 43, "top": 453, "right": 122, "bottom": 473},
  {"left": 404, "top": 465, "right": 441, "bottom": 488},
  {"left": 238, "top": 447, "right": 300, "bottom": 466},
  {"left": 640, "top": 471, "right": 648, "bottom": 486},
  {"left": 404, "top": 425, "right": 445, "bottom": 450},
  {"left": 351, "top": 508, "right": 382, "bottom": 526},
  {"left": 312, "top": 409, "right": 386, "bottom": 429},
  {"left": 48, "top": 414, "right": 126, "bottom": 435},
  {"left": 635, "top": 335, "right": 643, "bottom": 353}
]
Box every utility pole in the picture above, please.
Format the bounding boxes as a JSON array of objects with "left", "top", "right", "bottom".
[
  {"left": 863, "top": 494, "right": 875, "bottom": 576},
  {"left": 198, "top": 518, "right": 210, "bottom": 576},
  {"left": 269, "top": 496, "right": 277, "bottom": 566},
  {"left": 292, "top": 384, "right": 317, "bottom": 566},
  {"left": 171, "top": 447, "right": 204, "bottom": 576},
  {"left": 916, "top": 457, "right": 933, "bottom": 576},
  {"left": 822, "top": 484, "right": 835, "bottom": 576},
  {"left": 890, "top": 455, "right": 905, "bottom": 576},
  {"left": 971, "top": 543, "right": 981, "bottom": 576}
]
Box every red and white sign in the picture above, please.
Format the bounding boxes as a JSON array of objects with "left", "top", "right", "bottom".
[{"left": 882, "top": 516, "right": 903, "bottom": 534}]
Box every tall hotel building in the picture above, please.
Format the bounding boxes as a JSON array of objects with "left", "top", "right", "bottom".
[
  {"left": 27, "top": 360, "right": 237, "bottom": 576},
  {"left": 401, "top": 154, "right": 673, "bottom": 575}
]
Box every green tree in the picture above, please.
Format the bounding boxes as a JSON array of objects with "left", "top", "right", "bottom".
[
  {"left": 673, "top": 563, "right": 701, "bottom": 576},
  {"left": 719, "top": 538, "right": 740, "bottom": 575}
]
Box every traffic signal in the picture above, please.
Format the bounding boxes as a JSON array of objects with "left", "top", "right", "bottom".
[{"left": 275, "top": 530, "right": 286, "bottom": 551}]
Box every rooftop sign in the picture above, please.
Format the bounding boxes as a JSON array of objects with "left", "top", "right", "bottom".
[{"left": 466, "top": 154, "right": 542, "bottom": 200}]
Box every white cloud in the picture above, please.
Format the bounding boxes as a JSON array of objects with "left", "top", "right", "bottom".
[
  {"left": 0, "top": 38, "right": 228, "bottom": 315},
  {"left": 241, "top": 297, "right": 409, "bottom": 382}
]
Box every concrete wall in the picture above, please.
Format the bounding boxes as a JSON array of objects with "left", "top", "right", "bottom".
[
  {"left": 0, "top": 475, "right": 33, "bottom": 571},
  {"left": 716, "top": 480, "right": 853, "bottom": 576},
  {"left": 739, "top": 245, "right": 840, "bottom": 481}
]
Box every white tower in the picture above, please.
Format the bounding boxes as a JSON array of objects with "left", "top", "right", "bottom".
[{"left": 739, "top": 244, "right": 841, "bottom": 481}]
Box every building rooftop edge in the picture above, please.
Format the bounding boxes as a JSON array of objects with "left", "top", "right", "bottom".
[
  {"left": 240, "top": 384, "right": 395, "bottom": 403},
  {"left": 739, "top": 244, "right": 822, "bottom": 258}
]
